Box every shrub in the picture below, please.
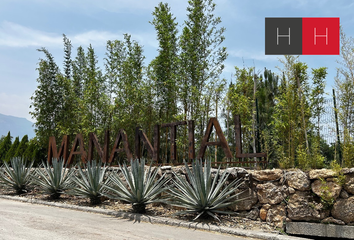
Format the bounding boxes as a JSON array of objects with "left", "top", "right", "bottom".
[
  {"left": 71, "top": 161, "right": 107, "bottom": 205},
  {"left": 168, "top": 160, "right": 247, "bottom": 221},
  {"left": 33, "top": 158, "right": 75, "bottom": 199},
  {"left": 103, "top": 159, "right": 169, "bottom": 213},
  {"left": 0, "top": 157, "right": 33, "bottom": 194}
]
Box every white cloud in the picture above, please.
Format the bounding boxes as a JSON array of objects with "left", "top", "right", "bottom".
[
  {"left": 0, "top": 92, "right": 34, "bottom": 122},
  {"left": 0, "top": 21, "right": 62, "bottom": 47},
  {"left": 0, "top": 21, "right": 158, "bottom": 49},
  {"left": 229, "top": 49, "right": 278, "bottom": 62}
]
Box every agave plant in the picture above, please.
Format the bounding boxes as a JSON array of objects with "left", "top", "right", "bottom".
[
  {"left": 32, "top": 158, "right": 75, "bottom": 199},
  {"left": 103, "top": 159, "right": 170, "bottom": 213},
  {"left": 0, "top": 157, "right": 34, "bottom": 195},
  {"left": 168, "top": 160, "right": 247, "bottom": 221},
  {"left": 71, "top": 161, "right": 107, "bottom": 205}
]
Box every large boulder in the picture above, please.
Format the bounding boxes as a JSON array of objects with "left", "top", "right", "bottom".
[
  {"left": 222, "top": 167, "right": 248, "bottom": 180},
  {"left": 266, "top": 205, "right": 287, "bottom": 228},
  {"left": 287, "top": 191, "right": 330, "bottom": 221},
  {"left": 342, "top": 168, "right": 354, "bottom": 175},
  {"left": 344, "top": 174, "right": 354, "bottom": 195},
  {"left": 331, "top": 197, "right": 354, "bottom": 224},
  {"left": 229, "top": 188, "right": 258, "bottom": 211},
  {"left": 251, "top": 169, "right": 283, "bottom": 181},
  {"left": 285, "top": 170, "right": 310, "bottom": 191},
  {"left": 311, "top": 180, "right": 342, "bottom": 201},
  {"left": 256, "top": 182, "right": 288, "bottom": 205},
  {"left": 309, "top": 169, "right": 336, "bottom": 179}
]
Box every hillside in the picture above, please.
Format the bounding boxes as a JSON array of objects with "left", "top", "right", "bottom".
[{"left": 0, "top": 113, "right": 35, "bottom": 139}]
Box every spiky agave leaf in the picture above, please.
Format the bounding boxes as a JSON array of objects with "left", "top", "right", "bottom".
[
  {"left": 71, "top": 161, "right": 107, "bottom": 205},
  {"left": 103, "top": 159, "right": 170, "bottom": 213},
  {"left": 32, "top": 158, "right": 75, "bottom": 199},
  {"left": 0, "top": 157, "right": 33, "bottom": 194},
  {"left": 168, "top": 160, "right": 248, "bottom": 221}
]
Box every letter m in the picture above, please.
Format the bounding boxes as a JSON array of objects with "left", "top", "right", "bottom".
[{"left": 47, "top": 135, "right": 69, "bottom": 164}]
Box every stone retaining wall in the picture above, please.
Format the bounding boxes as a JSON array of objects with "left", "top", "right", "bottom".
[{"left": 160, "top": 166, "right": 354, "bottom": 229}]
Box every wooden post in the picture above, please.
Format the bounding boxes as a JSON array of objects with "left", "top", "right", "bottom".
[
  {"left": 188, "top": 120, "right": 195, "bottom": 161},
  {"left": 161, "top": 121, "right": 187, "bottom": 164}
]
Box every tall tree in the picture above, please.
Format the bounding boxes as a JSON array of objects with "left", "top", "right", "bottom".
[
  {"left": 0, "top": 131, "right": 12, "bottom": 163},
  {"left": 81, "top": 44, "right": 105, "bottom": 136},
  {"left": 150, "top": 2, "right": 179, "bottom": 123},
  {"left": 14, "top": 135, "right": 29, "bottom": 159},
  {"left": 335, "top": 27, "right": 354, "bottom": 138},
  {"left": 30, "top": 48, "right": 62, "bottom": 146},
  {"left": 179, "top": 0, "right": 227, "bottom": 147},
  {"left": 5, "top": 136, "right": 19, "bottom": 162},
  {"left": 335, "top": 27, "right": 354, "bottom": 167}
]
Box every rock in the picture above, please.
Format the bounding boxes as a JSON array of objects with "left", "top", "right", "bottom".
[
  {"left": 229, "top": 188, "right": 258, "bottom": 211},
  {"left": 340, "top": 190, "right": 349, "bottom": 199},
  {"left": 344, "top": 174, "right": 354, "bottom": 195},
  {"left": 321, "top": 217, "right": 345, "bottom": 225},
  {"left": 342, "top": 168, "right": 354, "bottom": 175},
  {"left": 262, "top": 204, "right": 271, "bottom": 210},
  {"left": 266, "top": 205, "right": 287, "bottom": 228},
  {"left": 256, "top": 182, "right": 288, "bottom": 205},
  {"left": 309, "top": 169, "right": 336, "bottom": 179},
  {"left": 260, "top": 208, "right": 267, "bottom": 221},
  {"left": 287, "top": 191, "right": 330, "bottom": 221},
  {"left": 288, "top": 187, "right": 296, "bottom": 194},
  {"left": 160, "top": 166, "right": 172, "bottom": 171},
  {"left": 285, "top": 170, "right": 310, "bottom": 191},
  {"left": 331, "top": 197, "right": 354, "bottom": 224},
  {"left": 311, "top": 180, "right": 342, "bottom": 201},
  {"left": 246, "top": 208, "right": 259, "bottom": 220},
  {"left": 223, "top": 167, "right": 248, "bottom": 180},
  {"left": 251, "top": 169, "right": 283, "bottom": 181}
]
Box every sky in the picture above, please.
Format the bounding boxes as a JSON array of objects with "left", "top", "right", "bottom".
[{"left": 0, "top": 0, "right": 353, "bottom": 123}]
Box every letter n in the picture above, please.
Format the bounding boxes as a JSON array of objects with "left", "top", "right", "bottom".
[
  {"left": 109, "top": 129, "right": 133, "bottom": 163},
  {"left": 47, "top": 135, "right": 69, "bottom": 164},
  {"left": 197, "top": 118, "right": 232, "bottom": 160},
  {"left": 135, "top": 125, "right": 160, "bottom": 162},
  {"left": 67, "top": 133, "right": 87, "bottom": 165},
  {"left": 87, "top": 130, "right": 109, "bottom": 163}
]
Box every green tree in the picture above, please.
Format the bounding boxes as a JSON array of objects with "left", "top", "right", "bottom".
[
  {"left": 179, "top": 0, "right": 227, "bottom": 147},
  {"left": 56, "top": 35, "right": 78, "bottom": 137},
  {"left": 273, "top": 56, "right": 312, "bottom": 168},
  {"left": 30, "top": 48, "right": 62, "bottom": 146},
  {"left": 71, "top": 46, "right": 86, "bottom": 134},
  {"left": 150, "top": 2, "right": 179, "bottom": 123},
  {"left": 14, "top": 135, "right": 29, "bottom": 159},
  {"left": 335, "top": 27, "right": 354, "bottom": 167},
  {"left": 81, "top": 44, "right": 106, "bottom": 137},
  {"left": 103, "top": 40, "right": 125, "bottom": 132},
  {"left": 5, "top": 136, "right": 20, "bottom": 162},
  {"left": 227, "top": 67, "right": 255, "bottom": 153},
  {"left": 0, "top": 131, "right": 12, "bottom": 163},
  {"left": 311, "top": 67, "right": 327, "bottom": 136}
]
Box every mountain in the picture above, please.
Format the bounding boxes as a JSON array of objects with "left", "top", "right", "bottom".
[{"left": 0, "top": 113, "right": 35, "bottom": 139}]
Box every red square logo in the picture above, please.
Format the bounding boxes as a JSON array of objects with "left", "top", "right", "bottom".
[{"left": 302, "top": 17, "right": 339, "bottom": 55}]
